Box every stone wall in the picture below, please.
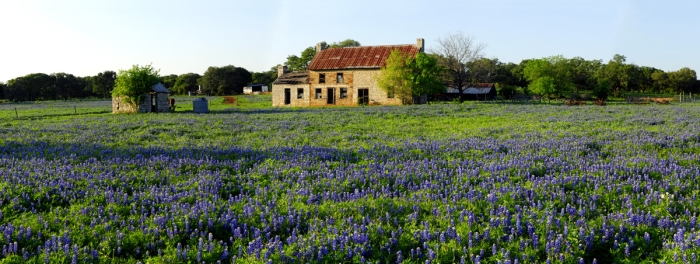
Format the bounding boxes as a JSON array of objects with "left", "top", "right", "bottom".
[
  {"left": 272, "top": 84, "right": 310, "bottom": 107},
  {"left": 352, "top": 69, "right": 402, "bottom": 105},
  {"left": 112, "top": 93, "right": 171, "bottom": 113},
  {"left": 271, "top": 69, "right": 403, "bottom": 107}
]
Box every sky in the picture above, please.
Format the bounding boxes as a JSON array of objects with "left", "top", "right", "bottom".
[{"left": 1, "top": 0, "right": 698, "bottom": 83}]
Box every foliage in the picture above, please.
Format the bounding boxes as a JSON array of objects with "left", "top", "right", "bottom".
[
  {"left": 377, "top": 50, "right": 444, "bottom": 104},
  {"left": 523, "top": 55, "right": 574, "bottom": 98},
  {"left": 111, "top": 64, "right": 161, "bottom": 106},
  {"left": 593, "top": 79, "right": 611, "bottom": 100},
  {"left": 161, "top": 74, "right": 178, "bottom": 90},
  {"left": 91, "top": 70, "right": 117, "bottom": 98},
  {"left": 198, "top": 65, "right": 251, "bottom": 95},
  {"left": 171, "top": 73, "right": 201, "bottom": 95},
  {"left": 4, "top": 73, "right": 53, "bottom": 101}
]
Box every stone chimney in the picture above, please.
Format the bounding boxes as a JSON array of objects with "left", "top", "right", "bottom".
[
  {"left": 416, "top": 38, "right": 425, "bottom": 52},
  {"left": 277, "top": 65, "right": 288, "bottom": 77},
  {"left": 316, "top": 42, "right": 326, "bottom": 53}
]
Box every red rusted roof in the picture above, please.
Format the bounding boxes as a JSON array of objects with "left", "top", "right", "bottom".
[{"left": 308, "top": 44, "right": 420, "bottom": 70}]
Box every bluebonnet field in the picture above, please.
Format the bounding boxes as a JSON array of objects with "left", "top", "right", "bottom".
[{"left": 0, "top": 99, "right": 699, "bottom": 263}]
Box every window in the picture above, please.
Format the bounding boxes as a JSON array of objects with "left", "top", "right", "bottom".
[
  {"left": 336, "top": 73, "right": 344, "bottom": 83},
  {"left": 319, "top": 74, "right": 325, "bottom": 84},
  {"left": 315, "top": 88, "right": 322, "bottom": 99},
  {"left": 387, "top": 89, "right": 395, "bottom": 98},
  {"left": 297, "top": 88, "right": 304, "bottom": 99},
  {"left": 340, "top": 88, "right": 347, "bottom": 98}
]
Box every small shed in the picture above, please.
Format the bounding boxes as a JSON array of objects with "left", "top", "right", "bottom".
[
  {"left": 446, "top": 83, "right": 497, "bottom": 100},
  {"left": 112, "top": 83, "right": 171, "bottom": 113},
  {"left": 243, "top": 83, "right": 269, "bottom": 94}
]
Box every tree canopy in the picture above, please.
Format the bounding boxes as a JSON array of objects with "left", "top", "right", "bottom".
[
  {"left": 112, "top": 64, "right": 161, "bottom": 106},
  {"left": 523, "top": 55, "right": 574, "bottom": 99},
  {"left": 171, "top": 73, "right": 201, "bottom": 95},
  {"left": 198, "top": 65, "right": 251, "bottom": 95},
  {"left": 377, "top": 50, "right": 444, "bottom": 104}
]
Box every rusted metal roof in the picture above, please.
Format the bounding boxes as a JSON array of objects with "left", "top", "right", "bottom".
[
  {"left": 308, "top": 45, "right": 420, "bottom": 70},
  {"left": 273, "top": 71, "right": 309, "bottom": 85}
]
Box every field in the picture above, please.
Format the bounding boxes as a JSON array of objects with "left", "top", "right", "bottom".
[{"left": 0, "top": 96, "right": 699, "bottom": 263}]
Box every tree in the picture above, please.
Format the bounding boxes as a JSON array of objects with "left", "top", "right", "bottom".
[
  {"left": 171, "top": 73, "right": 201, "bottom": 95},
  {"left": 668, "top": 67, "right": 697, "bottom": 94},
  {"left": 198, "top": 65, "right": 251, "bottom": 95},
  {"left": 51, "top": 72, "right": 82, "bottom": 100},
  {"left": 0, "top": 82, "right": 5, "bottom": 100},
  {"left": 112, "top": 64, "right": 161, "bottom": 106},
  {"left": 466, "top": 57, "right": 499, "bottom": 83},
  {"left": 92, "top": 71, "right": 117, "bottom": 98},
  {"left": 161, "top": 74, "right": 178, "bottom": 90},
  {"left": 528, "top": 76, "right": 556, "bottom": 102},
  {"left": 523, "top": 55, "right": 574, "bottom": 100},
  {"left": 285, "top": 39, "right": 361, "bottom": 71},
  {"left": 377, "top": 49, "right": 444, "bottom": 104},
  {"left": 593, "top": 79, "right": 610, "bottom": 101},
  {"left": 431, "top": 31, "right": 486, "bottom": 102},
  {"left": 597, "top": 54, "right": 629, "bottom": 98},
  {"left": 5, "top": 73, "right": 52, "bottom": 101}
]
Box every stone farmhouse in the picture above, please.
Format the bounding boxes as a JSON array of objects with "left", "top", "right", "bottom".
[
  {"left": 272, "top": 38, "right": 425, "bottom": 107},
  {"left": 112, "top": 83, "right": 171, "bottom": 113}
]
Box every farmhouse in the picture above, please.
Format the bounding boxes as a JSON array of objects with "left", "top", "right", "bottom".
[
  {"left": 272, "top": 39, "right": 425, "bottom": 107},
  {"left": 112, "top": 83, "right": 171, "bottom": 113},
  {"left": 243, "top": 83, "right": 269, "bottom": 94},
  {"left": 446, "top": 83, "right": 497, "bottom": 100}
]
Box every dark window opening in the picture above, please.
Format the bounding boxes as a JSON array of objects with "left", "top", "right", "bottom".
[
  {"left": 297, "top": 88, "right": 303, "bottom": 99},
  {"left": 340, "top": 88, "right": 347, "bottom": 98},
  {"left": 358, "top": 88, "right": 369, "bottom": 105},
  {"left": 388, "top": 89, "right": 395, "bottom": 98},
  {"left": 315, "top": 88, "right": 322, "bottom": 99},
  {"left": 336, "top": 73, "right": 344, "bottom": 83},
  {"left": 319, "top": 74, "right": 325, "bottom": 84}
]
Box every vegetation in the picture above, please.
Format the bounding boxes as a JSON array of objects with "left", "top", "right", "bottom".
[
  {"left": 198, "top": 65, "right": 252, "bottom": 95},
  {"left": 111, "top": 64, "right": 161, "bottom": 106},
  {"left": 377, "top": 50, "right": 444, "bottom": 103},
  {"left": 431, "top": 31, "right": 487, "bottom": 102},
  {"left": 0, "top": 100, "right": 700, "bottom": 263}
]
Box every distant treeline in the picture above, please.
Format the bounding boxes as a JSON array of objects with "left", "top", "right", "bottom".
[
  {"left": 467, "top": 54, "right": 699, "bottom": 98},
  {"left": 0, "top": 66, "right": 277, "bottom": 102}
]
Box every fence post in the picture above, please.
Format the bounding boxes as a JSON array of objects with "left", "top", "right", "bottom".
[
  {"left": 15, "top": 107, "right": 18, "bottom": 118},
  {"left": 74, "top": 105, "right": 77, "bottom": 115}
]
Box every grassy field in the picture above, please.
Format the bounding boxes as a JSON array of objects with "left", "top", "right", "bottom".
[{"left": 0, "top": 96, "right": 699, "bottom": 263}]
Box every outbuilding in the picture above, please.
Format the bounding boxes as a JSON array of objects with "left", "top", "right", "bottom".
[
  {"left": 243, "top": 84, "right": 269, "bottom": 94},
  {"left": 446, "top": 83, "right": 497, "bottom": 101},
  {"left": 112, "top": 83, "right": 171, "bottom": 113}
]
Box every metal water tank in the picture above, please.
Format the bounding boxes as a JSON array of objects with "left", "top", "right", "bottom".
[{"left": 193, "top": 98, "right": 209, "bottom": 113}]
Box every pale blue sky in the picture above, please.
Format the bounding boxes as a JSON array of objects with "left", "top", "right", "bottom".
[{"left": 1, "top": 0, "right": 698, "bottom": 83}]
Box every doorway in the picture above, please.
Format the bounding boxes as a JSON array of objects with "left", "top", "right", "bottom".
[
  {"left": 358, "top": 88, "right": 369, "bottom": 105},
  {"left": 284, "top": 88, "right": 291, "bottom": 105},
  {"left": 327, "top": 88, "right": 335, "bottom": 104},
  {"left": 151, "top": 93, "right": 157, "bottom": 112}
]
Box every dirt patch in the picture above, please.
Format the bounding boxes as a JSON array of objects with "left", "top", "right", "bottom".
[{"left": 223, "top": 96, "right": 236, "bottom": 104}]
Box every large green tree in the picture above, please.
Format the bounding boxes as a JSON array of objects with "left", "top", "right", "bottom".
[
  {"left": 198, "top": 65, "right": 251, "bottom": 95},
  {"left": 285, "top": 39, "right": 361, "bottom": 71},
  {"left": 171, "top": 73, "right": 201, "bottom": 95},
  {"left": 596, "top": 54, "right": 629, "bottom": 98},
  {"left": 523, "top": 55, "right": 574, "bottom": 100},
  {"left": 112, "top": 64, "right": 161, "bottom": 106},
  {"left": 377, "top": 50, "right": 444, "bottom": 104},
  {"left": 0, "top": 82, "right": 5, "bottom": 100}
]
